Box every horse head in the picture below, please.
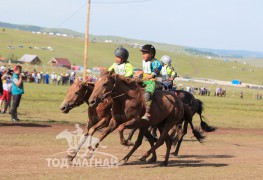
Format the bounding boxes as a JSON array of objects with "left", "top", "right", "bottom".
[
  {"left": 88, "top": 69, "right": 116, "bottom": 108},
  {"left": 60, "top": 78, "right": 94, "bottom": 113}
]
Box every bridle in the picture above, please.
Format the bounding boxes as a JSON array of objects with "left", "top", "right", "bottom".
[
  {"left": 72, "top": 83, "right": 90, "bottom": 107},
  {"left": 100, "top": 75, "right": 127, "bottom": 101}
]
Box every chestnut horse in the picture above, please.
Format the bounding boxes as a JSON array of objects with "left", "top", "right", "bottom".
[
  {"left": 60, "top": 79, "right": 113, "bottom": 137},
  {"left": 60, "top": 78, "right": 157, "bottom": 160},
  {"left": 86, "top": 70, "right": 184, "bottom": 166}
]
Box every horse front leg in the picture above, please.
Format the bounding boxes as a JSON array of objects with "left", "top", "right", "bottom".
[
  {"left": 118, "top": 127, "right": 147, "bottom": 166},
  {"left": 92, "top": 118, "right": 119, "bottom": 151},
  {"left": 127, "top": 128, "right": 137, "bottom": 141},
  {"left": 118, "top": 118, "right": 137, "bottom": 146},
  {"left": 68, "top": 117, "right": 109, "bottom": 160},
  {"left": 87, "top": 117, "right": 109, "bottom": 136},
  {"left": 140, "top": 129, "right": 157, "bottom": 163}
]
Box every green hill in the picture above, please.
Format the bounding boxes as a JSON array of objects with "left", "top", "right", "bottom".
[{"left": 0, "top": 28, "right": 263, "bottom": 85}]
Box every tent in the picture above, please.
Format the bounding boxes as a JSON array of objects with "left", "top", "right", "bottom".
[{"left": 232, "top": 80, "right": 241, "bottom": 85}]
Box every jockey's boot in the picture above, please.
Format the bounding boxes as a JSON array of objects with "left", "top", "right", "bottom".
[{"left": 142, "top": 100, "right": 152, "bottom": 121}]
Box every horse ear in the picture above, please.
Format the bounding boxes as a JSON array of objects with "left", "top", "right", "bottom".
[
  {"left": 100, "top": 68, "right": 108, "bottom": 76},
  {"left": 85, "top": 82, "right": 95, "bottom": 87},
  {"left": 109, "top": 69, "right": 115, "bottom": 75}
]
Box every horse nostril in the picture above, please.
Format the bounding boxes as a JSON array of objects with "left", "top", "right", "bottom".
[{"left": 89, "top": 100, "right": 96, "bottom": 107}]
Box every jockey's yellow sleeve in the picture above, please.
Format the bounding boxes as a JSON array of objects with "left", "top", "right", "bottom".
[{"left": 108, "top": 62, "right": 134, "bottom": 77}]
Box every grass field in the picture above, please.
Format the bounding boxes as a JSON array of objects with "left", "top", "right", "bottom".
[
  {"left": 0, "top": 82, "right": 263, "bottom": 179},
  {"left": 0, "top": 82, "right": 262, "bottom": 128}
]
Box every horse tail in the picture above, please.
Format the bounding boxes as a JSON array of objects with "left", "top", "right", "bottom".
[{"left": 196, "top": 99, "right": 217, "bottom": 132}]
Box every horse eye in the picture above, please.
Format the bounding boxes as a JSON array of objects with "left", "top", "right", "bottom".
[
  {"left": 75, "top": 92, "right": 79, "bottom": 95},
  {"left": 103, "top": 83, "right": 107, "bottom": 87}
]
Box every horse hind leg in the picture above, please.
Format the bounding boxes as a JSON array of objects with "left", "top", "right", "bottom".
[
  {"left": 172, "top": 122, "right": 187, "bottom": 156},
  {"left": 140, "top": 119, "right": 174, "bottom": 166},
  {"left": 160, "top": 135, "right": 172, "bottom": 167},
  {"left": 189, "top": 119, "right": 205, "bottom": 143}
]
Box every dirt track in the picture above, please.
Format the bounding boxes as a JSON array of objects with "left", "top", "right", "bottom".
[{"left": 0, "top": 122, "right": 263, "bottom": 179}]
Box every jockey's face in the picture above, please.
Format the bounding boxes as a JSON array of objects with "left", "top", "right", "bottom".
[
  {"left": 115, "top": 56, "right": 122, "bottom": 64},
  {"left": 142, "top": 52, "right": 151, "bottom": 61}
]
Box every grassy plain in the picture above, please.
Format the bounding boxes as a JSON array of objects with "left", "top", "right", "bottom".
[{"left": 0, "top": 82, "right": 262, "bottom": 128}]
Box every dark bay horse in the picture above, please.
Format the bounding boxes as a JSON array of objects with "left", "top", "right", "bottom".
[
  {"left": 127, "top": 89, "right": 216, "bottom": 156},
  {"left": 87, "top": 70, "right": 184, "bottom": 166},
  {"left": 172, "top": 90, "right": 216, "bottom": 155}
]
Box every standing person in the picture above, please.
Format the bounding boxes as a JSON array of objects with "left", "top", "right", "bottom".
[
  {"left": 159, "top": 55, "right": 177, "bottom": 90},
  {"left": 0, "top": 70, "right": 12, "bottom": 114},
  {"left": 45, "top": 72, "right": 50, "bottom": 84},
  {"left": 140, "top": 44, "right": 162, "bottom": 121},
  {"left": 51, "top": 72, "right": 55, "bottom": 84},
  {"left": 240, "top": 91, "right": 243, "bottom": 99},
  {"left": 0, "top": 66, "right": 5, "bottom": 97},
  {"left": 11, "top": 65, "right": 24, "bottom": 122},
  {"left": 108, "top": 47, "right": 134, "bottom": 77}
]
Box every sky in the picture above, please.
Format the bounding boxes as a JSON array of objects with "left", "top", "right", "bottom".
[{"left": 1, "top": 0, "right": 263, "bottom": 52}]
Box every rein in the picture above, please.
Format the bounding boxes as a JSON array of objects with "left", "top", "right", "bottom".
[
  {"left": 100, "top": 76, "right": 127, "bottom": 100},
  {"left": 73, "top": 84, "right": 90, "bottom": 107}
]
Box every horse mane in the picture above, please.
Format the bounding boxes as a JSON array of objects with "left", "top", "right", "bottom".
[
  {"left": 100, "top": 69, "right": 145, "bottom": 87},
  {"left": 115, "top": 74, "right": 145, "bottom": 87}
]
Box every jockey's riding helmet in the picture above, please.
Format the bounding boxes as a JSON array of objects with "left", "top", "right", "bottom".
[
  {"left": 160, "top": 55, "right": 172, "bottom": 65},
  {"left": 140, "top": 44, "right": 156, "bottom": 58},
  {"left": 114, "top": 47, "right": 129, "bottom": 63}
]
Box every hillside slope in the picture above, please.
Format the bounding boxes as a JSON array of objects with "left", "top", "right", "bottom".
[{"left": 0, "top": 28, "right": 263, "bottom": 85}]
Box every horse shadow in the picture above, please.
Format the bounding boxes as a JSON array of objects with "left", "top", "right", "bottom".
[
  {"left": 0, "top": 122, "right": 51, "bottom": 128},
  {"left": 123, "top": 154, "right": 230, "bottom": 168},
  {"left": 175, "top": 154, "right": 234, "bottom": 159},
  {"left": 141, "top": 159, "right": 228, "bottom": 168}
]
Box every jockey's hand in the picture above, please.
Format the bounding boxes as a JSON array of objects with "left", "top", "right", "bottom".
[{"left": 147, "top": 75, "right": 154, "bottom": 80}]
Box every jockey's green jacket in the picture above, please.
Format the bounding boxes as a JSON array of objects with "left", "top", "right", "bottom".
[
  {"left": 160, "top": 65, "right": 177, "bottom": 81},
  {"left": 108, "top": 62, "right": 134, "bottom": 77},
  {"left": 142, "top": 58, "right": 162, "bottom": 94}
]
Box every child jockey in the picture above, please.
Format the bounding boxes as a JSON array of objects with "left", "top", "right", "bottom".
[
  {"left": 108, "top": 47, "right": 134, "bottom": 78},
  {"left": 159, "top": 55, "right": 177, "bottom": 90},
  {"left": 140, "top": 44, "right": 162, "bottom": 121}
]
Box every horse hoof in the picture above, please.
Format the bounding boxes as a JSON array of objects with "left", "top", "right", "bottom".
[
  {"left": 171, "top": 152, "right": 178, "bottom": 157},
  {"left": 126, "top": 140, "right": 135, "bottom": 146},
  {"left": 84, "top": 153, "right": 93, "bottom": 159},
  {"left": 138, "top": 156, "right": 147, "bottom": 162},
  {"left": 159, "top": 162, "right": 168, "bottom": 167},
  {"left": 117, "top": 159, "right": 127, "bottom": 166},
  {"left": 147, "top": 157, "right": 157, "bottom": 163},
  {"left": 67, "top": 154, "right": 75, "bottom": 161}
]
